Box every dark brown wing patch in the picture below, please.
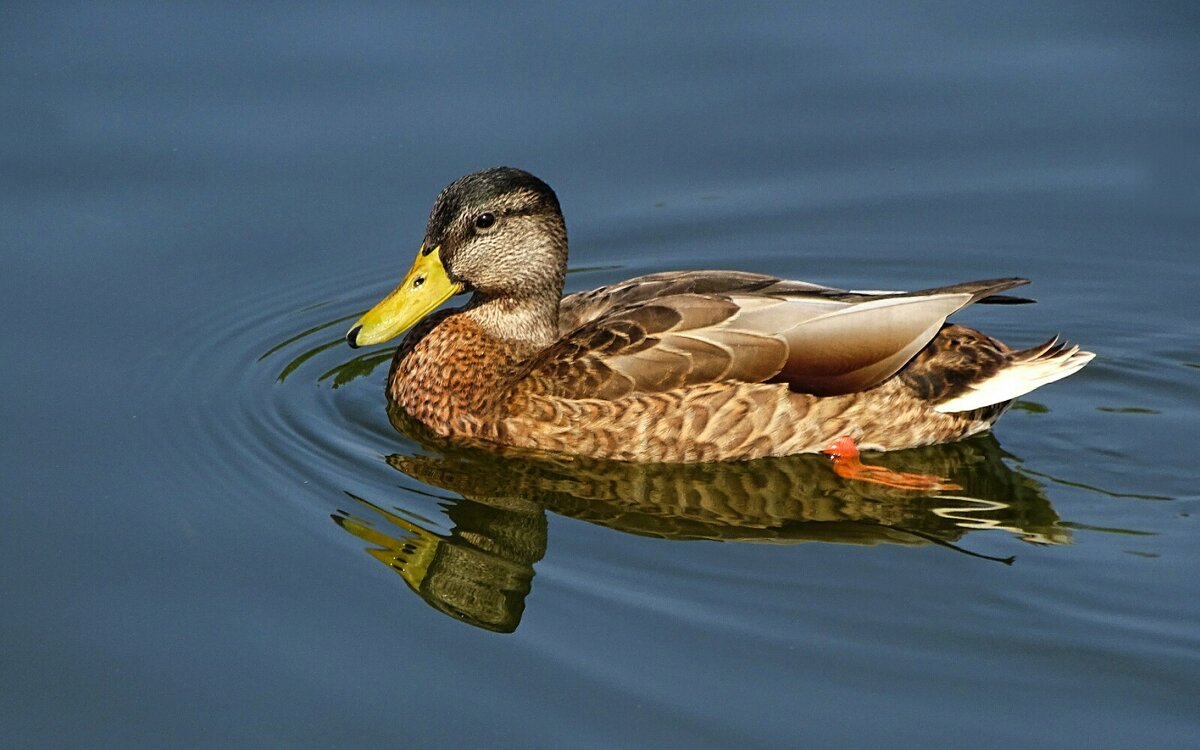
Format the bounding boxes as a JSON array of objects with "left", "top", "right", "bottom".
[{"left": 899, "top": 324, "right": 1012, "bottom": 403}]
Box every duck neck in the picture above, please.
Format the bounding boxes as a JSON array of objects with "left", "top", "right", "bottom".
[{"left": 461, "top": 288, "right": 562, "bottom": 353}]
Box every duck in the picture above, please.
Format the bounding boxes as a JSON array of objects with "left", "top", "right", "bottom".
[{"left": 346, "top": 167, "right": 1093, "bottom": 463}]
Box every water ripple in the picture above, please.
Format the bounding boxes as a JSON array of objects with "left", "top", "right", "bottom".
[{"left": 146, "top": 259, "right": 1178, "bottom": 641}]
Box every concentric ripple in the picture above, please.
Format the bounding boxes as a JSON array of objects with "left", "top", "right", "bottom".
[
  {"left": 140, "top": 265, "right": 418, "bottom": 525},
  {"left": 139, "top": 255, "right": 1187, "bottom": 643}
]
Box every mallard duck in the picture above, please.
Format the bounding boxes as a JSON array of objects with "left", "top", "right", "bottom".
[{"left": 346, "top": 167, "right": 1093, "bottom": 463}]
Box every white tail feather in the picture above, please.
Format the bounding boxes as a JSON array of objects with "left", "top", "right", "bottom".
[{"left": 933, "top": 338, "right": 1095, "bottom": 413}]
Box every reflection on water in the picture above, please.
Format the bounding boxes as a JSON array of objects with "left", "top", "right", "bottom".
[
  {"left": 262, "top": 311, "right": 394, "bottom": 388},
  {"left": 11, "top": 1, "right": 1197, "bottom": 744},
  {"left": 332, "top": 402, "right": 1069, "bottom": 632},
  {"left": 334, "top": 493, "right": 545, "bottom": 633}
]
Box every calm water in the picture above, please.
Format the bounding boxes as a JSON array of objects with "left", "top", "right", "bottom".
[{"left": 4, "top": 2, "right": 1199, "bottom": 748}]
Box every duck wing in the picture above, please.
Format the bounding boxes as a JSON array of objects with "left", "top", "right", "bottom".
[
  {"left": 557, "top": 270, "right": 838, "bottom": 333},
  {"left": 559, "top": 270, "right": 1031, "bottom": 332},
  {"left": 526, "top": 277, "right": 1031, "bottom": 400}
]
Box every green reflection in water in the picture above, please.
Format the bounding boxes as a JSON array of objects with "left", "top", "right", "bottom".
[
  {"left": 259, "top": 311, "right": 362, "bottom": 362},
  {"left": 333, "top": 405, "right": 1075, "bottom": 633},
  {"left": 320, "top": 350, "right": 394, "bottom": 389},
  {"left": 272, "top": 332, "right": 393, "bottom": 388},
  {"left": 1011, "top": 400, "right": 1049, "bottom": 414},
  {"left": 334, "top": 492, "right": 544, "bottom": 634}
]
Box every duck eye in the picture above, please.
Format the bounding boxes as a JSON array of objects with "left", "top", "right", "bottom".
[{"left": 474, "top": 212, "right": 496, "bottom": 230}]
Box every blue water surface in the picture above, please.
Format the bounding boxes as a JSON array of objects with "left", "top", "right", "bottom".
[{"left": 2, "top": 2, "right": 1198, "bottom": 748}]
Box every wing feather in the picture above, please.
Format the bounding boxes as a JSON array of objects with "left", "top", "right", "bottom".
[
  {"left": 772, "top": 294, "right": 973, "bottom": 395},
  {"left": 523, "top": 277, "right": 1031, "bottom": 401}
]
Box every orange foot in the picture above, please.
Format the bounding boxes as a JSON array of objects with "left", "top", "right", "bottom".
[{"left": 821, "top": 437, "right": 963, "bottom": 492}]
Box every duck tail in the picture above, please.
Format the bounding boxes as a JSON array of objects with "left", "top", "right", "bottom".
[{"left": 932, "top": 336, "right": 1095, "bottom": 413}]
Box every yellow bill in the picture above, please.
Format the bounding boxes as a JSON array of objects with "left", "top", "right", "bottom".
[{"left": 346, "top": 245, "right": 463, "bottom": 348}]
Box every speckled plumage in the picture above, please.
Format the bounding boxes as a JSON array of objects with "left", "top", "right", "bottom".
[{"left": 363, "top": 167, "right": 1093, "bottom": 463}]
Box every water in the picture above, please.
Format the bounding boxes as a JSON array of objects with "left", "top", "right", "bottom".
[{"left": 4, "top": 2, "right": 1199, "bottom": 747}]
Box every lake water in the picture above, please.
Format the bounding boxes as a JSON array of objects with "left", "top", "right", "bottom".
[{"left": 3, "top": 2, "right": 1198, "bottom": 748}]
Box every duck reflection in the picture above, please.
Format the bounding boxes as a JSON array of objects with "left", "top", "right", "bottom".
[
  {"left": 333, "top": 404, "right": 1068, "bottom": 632},
  {"left": 334, "top": 493, "right": 544, "bottom": 633}
]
